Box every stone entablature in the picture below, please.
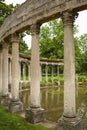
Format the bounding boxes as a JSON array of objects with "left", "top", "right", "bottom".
[{"left": 0, "top": 0, "right": 87, "bottom": 41}]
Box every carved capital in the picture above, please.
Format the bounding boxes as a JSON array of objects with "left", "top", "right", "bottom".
[
  {"left": 11, "top": 33, "right": 19, "bottom": 43},
  {"left": 30, "top": 24, "right": 41, "bottom": 35},
  {"left": 61, "top": 11, "right": 78, "bottom": 26}
]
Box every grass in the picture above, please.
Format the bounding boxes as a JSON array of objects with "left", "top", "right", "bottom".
[{"left": 0, "top": 106, "right": 51, "bottom": 130}]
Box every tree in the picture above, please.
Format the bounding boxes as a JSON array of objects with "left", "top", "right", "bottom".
[
  {"left": 0, "top": 0, "right": 14, "bottom": 26},
  {"left": 77, "top": 34, "right": 87, "bottom": 73},
  {"left": 19, "top": 33, "right": 30, "bottom": 55},
  {"left": 0, "top": 1, "right": 30, "bottom": 55},
  {"left": 40, "top": 19, "right": 78, "bottom": 59},
  {"left": 40, "top": 19, "right": 64, "bottom": 59}
]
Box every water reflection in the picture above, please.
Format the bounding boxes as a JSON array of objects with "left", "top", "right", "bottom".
[{"left": 20, "top": 86, "right": 87, "bottom": 128}]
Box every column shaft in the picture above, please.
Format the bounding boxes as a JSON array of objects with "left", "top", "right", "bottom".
[
  {"left": 30, "top": 24, "right": 41, "bottom": 108},
  {"left": 63, "top": 12, "right": 76, "bottom": 117},
  {"left": 11, "top": 34, "right": 20, "bottom": 101},
  {"left": 2, "top": 41, "right": 8, "bottom": 96},
  {"left": 0, "top": 45, "right": 2, "bottom": 96}
]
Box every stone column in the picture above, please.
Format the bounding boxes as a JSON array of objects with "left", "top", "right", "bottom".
[
  {"left": 1, "top": 41, "right": 9, "bottom": 105},
  {"left": 8, "top": 58, "right": 12, "bottom": 89},
  {"left": 58, "top": 11, "right": 82, "bottom": 130},
  {"left": 2, "top": 41, "right": 9, "bottom": 96},
  {"left": 25, "top": 24, "right": 45, "bottom": 123},
  {"left": 0, "top": 45, "right": 2, "bottom": 96},
  {"left": 9, "top": 33, "right": 23, "bottom": 113}
]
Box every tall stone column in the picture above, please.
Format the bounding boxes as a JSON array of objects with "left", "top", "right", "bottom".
[
  {"left": 58, "top": 11, "right": 82, "bottom": 130},
  {"left": 25, "top": 24, "right": 45, "bottom": 123},
  {"left": 0, "top": 45, "right": 2, "bottom": 96},
  {"left": 9, "top": 33, "right": 23, "bottom": 113},
  {"left": 2, "top": 41, "right": 9, "bottom": 96},
  {"left": 8, "top": 58, "right": 12, "bottom": 89},
  {"left": 1, "top": 41, "right": 9, "bottom": 105}
]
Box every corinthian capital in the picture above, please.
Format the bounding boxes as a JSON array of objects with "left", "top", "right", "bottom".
[
  {"left": 30, "top": 24, "right": 41, "bottom": 35},
  {"left": 61, "top": 11, "right": 78, "bottom": 26}
]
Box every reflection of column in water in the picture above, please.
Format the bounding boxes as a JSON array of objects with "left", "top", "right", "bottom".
[
  {"left": 40, "top": 64, "right": 42, "bottom": 82},
  {"left": 45, "top": 89, "right": 49, "bottom": 108},
  {"left": 57, "top": 65, "right": 60, "bottom": 86},
  {"left": 57, "top": 87, "right": 61, "bottom": 105},
  {"left": 28, "top": 64, "right": 30, "bottom": 82},
  {"left": 76, "top": 74, "right": 78, "bottom": 97},
  {"left": 46, "top": 64, "right": 48, "bottom": 84},
  {"left": 51, "top": 65, "right": 54, "bottom": 84},
  {"left": 51, "top": 89, "right": 54, "bottom": 108}
]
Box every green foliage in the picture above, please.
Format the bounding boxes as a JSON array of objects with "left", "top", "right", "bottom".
[
  {"left": 19, "top": 33, "right": 30, "bottom": 55},
  {"left": 0, "top": 0, "right": 14, "bottom": 26},
  {"left": 0, "top": 106, "right": 51, "bottom": 130},
  {"left": 75, "top": 34, "right": 87, "bottom": 73},
  {"left": 40, "top": 19, "right": 64, "bottom": 59}
]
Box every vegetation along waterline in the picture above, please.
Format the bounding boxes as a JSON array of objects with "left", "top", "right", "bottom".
[{"left": 0, "top": 106, "right": 51, "bottom": 130}]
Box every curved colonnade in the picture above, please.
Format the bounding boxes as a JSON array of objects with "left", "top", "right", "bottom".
[{"left": 0, "top": 0, "right": 87, "bottom": 129}]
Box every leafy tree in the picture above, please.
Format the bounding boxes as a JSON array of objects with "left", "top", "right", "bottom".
[
  {"left": 0, "top": 0, "right": 14, "bottom": 26},
  {"left": 0, "top": 1, "right": 30, "bottom": 55},
  {"left": 40, "top": 19, "right": 64, "bottom": 59},
  {"left": 19, "top": 33, "right": 30, "bottom": 55},
  {"left": 77, "top": 34, "right": 87, "bottom": 73}
]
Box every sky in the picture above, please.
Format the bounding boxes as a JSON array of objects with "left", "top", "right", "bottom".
[{"left": 4, "top": 0, "right": 87, "bottom": 48}]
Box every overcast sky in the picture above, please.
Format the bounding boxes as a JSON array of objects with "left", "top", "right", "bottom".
[{"left": 4, "top": 0, "right": 87, "bottom": 48}]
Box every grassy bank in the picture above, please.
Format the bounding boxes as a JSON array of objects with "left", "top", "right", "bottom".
[{"left": 0, "top": 106, "right": 51, "bottom": 130}]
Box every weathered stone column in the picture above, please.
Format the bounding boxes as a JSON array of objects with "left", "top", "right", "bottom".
[
  {"left": 9, "top": 33, "right": 23, "bottom": 113},
  {"left": 0, "top": 45, "right": 2, "bottom": 96},
  {"left": 58, "top": 11, "right": 82, "bottom": 130},
  {"left": 2, "top": 41, "right": 9, "bottom": 96},
  {"left": 8, "top": 58, "right": 12, "bottom": 89},
  {"left": 1, "top": 41, "right": 9, "bottom": 105},
  {"left": 25, "top": 24, "right": 45, "bottom": 123}
]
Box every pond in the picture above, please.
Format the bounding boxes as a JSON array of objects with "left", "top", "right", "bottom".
[{"left": 20, "top": 86, "right": 87, "bottom": 129}]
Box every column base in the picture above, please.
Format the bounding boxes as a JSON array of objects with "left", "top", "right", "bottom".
[
  {"left": 25, "top": 107, "right": 45, "bottom": 123},
  {"left": 58, "top": 116, "right": 82, "bottom": 130},
  {"left": 9, "top": 100, "right": 23, "bottom": 113},
  {"left": 0, "top": 95, "right": 10, "bottom": 106}
]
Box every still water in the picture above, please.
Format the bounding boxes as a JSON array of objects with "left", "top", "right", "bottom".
[{"left": 20, "top": 86, "right": 87, "bottom": 129}]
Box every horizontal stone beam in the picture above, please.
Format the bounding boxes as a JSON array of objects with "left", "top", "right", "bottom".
[{"left": 0, "top": 0, "right": 87, "bottom": 41}]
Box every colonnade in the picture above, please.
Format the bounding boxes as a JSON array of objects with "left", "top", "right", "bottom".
[
  {"left": 8, "top": 54, "right": 63, "bottom": 87},
  {"left": 0, "top": 11, "right": 82, "bottom": 129}
]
